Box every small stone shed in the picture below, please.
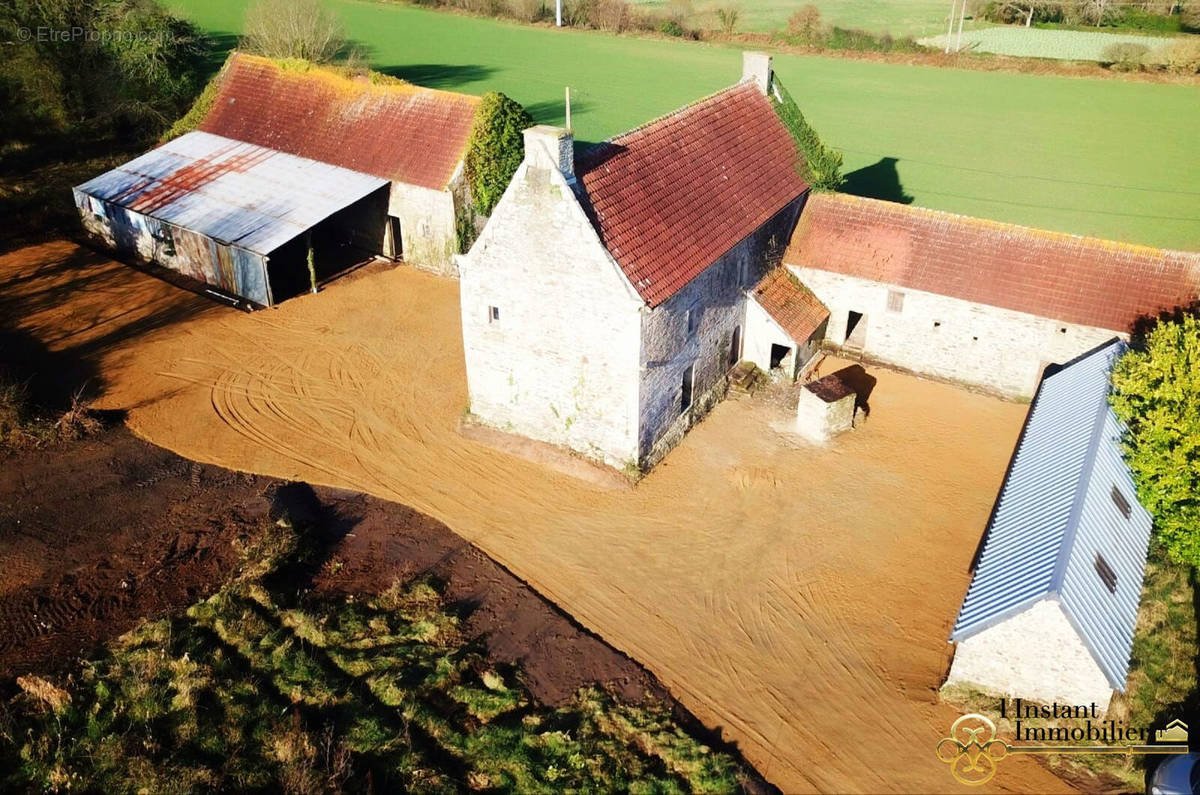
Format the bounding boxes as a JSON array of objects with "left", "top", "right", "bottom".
[
  {"left": 794, "top": 372, "right": 855, "bottom": 442},
  {"left": 785, "top": 193, "right": 1200, "bottom": 398},
  {"left": 745, "top": 266, "right": 829, "bottom": 380},
  {"left": 197, "top": 53, "right": 481, "bottom": 275},
  {"left": 945, "top": 339, "right": 1152, "bottom": 710},
  {"left": 74, "top": 131, "right": 390, "bottom": 307}
]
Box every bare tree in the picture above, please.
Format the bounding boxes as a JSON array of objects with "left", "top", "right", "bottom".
[{"left": 242, "top": 0, "right": 347, "bottom": 63}]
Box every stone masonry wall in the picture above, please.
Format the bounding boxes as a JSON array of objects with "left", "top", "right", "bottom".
[
  {"left": 460, "top": 161, "right": 644, "bottom": 468},
  {"left": 946, "top": 598, "right": 1115, "bottom": 712},
  {"left": 638, "top": 198, "right": 804, "bottom": 468},
  {"left": 389, "top": 178, "right": 459, "bottom": 277},
  {"left": 791, "top": 268, "right": 1120, "bottom": 398}
]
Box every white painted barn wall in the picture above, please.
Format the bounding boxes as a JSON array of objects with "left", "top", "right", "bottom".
[
  {"left": 743, "top": 295, "right": 825, "bottom": 381},
  {"left": 459, "top": 159, "right": 644, "bottom": 468},
  {"left": 945, "top": 598, "right": 1114, "bottom": 710},
  {"left": 388, "top": 178, "right": 459, "bottom": 277},
  {"left": 637, "top": 200, "right": 804, "bottom": 468},
  {"left": 791, "top": 268, "right": 1120, "bottom": 398}
]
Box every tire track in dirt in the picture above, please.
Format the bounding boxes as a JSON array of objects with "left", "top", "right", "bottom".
[{"left": 6, "top": 252, "right": 1072, "bottom": 794}]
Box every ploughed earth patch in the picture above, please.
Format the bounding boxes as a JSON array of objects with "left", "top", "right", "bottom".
[{"left": 0, "top": 426, "right": 770, "bottom": 791}]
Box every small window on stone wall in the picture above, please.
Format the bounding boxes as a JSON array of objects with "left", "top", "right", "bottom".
[
  {"left": 488, "top": 306, "right": 500, "bottom": 323},
  {"left": 887, "top": 290, "right": 904, "bottom": 313},
  {"left": 1094, "top": 553, "right": 1117, "bottom": 594},
  {"left": 686, "top": 307, "right": 698, "bottom": 336}
]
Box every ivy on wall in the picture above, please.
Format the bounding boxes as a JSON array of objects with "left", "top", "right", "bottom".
[
  {"left": 465, "top": 92, "right": 534, "bottom": 217},
  {"left": 770, "top": 80, "right": 844, "bottom": 192}
]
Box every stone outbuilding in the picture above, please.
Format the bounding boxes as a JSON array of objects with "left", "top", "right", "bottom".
[
  {"left": 794, "top": 372, "right": 855, "bottom": 442},
  {"left": 945, "top": 339, "right": 1152, "bottom": 710},
  {"left": 196, "top": 53, "right": 481, "bottom": 276},
  {"left": 745, "top": 267, "right": 829, "bottom": 381},
  {"left": 785, "top": 193, "right": 1200, "bottom": 397},
  {"left": 460, "top": 53, "right": 810, "bottom": 470}
]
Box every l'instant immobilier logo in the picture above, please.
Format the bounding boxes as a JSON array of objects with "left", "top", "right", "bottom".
[{"left": 936, "top": 700, "right": 1189, "bottom": 785}]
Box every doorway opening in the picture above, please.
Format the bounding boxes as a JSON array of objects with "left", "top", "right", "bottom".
[
  {"left": 384, "top": 216, "right": 402, "bottom": 260},
  {"left": 681, "top": 364, "right": 694, "bottom": 414},
  {"left": 729, "top": 325, "right": 742, "bottom": 367},
  {"left": 845, "top": 311, "right": 867, "bottom": 349},
  {"left": 769, "top": 343, "right": 791, "bottom": 370}
]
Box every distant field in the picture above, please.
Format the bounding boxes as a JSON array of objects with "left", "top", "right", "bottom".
[
  {"left": 921, "top": 26, "right": 1185, "bottom": 61},
  {"left": 628, "top": 0, "right": 963, "bottom": 37},
  {"left": 169, "top": 0, "right": 1200, "bottom": 250}
]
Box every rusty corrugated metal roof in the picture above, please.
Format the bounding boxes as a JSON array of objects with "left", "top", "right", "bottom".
[
  {"left": 200, "top": 53, "right": 480, "bottom": 191},
  {"left": 75, "top": 131, "right": 388, "bottom": 255}
]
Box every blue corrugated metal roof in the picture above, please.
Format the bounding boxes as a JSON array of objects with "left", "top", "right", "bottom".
[
  {"left": 950, "top": 339, "right": 1153, "bottom": 691},
  {"left": 75, "top": 131, "right": 388, "bottom": 256}
]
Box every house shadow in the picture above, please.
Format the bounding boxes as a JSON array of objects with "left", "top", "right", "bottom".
[
  {"left": 375, "top": 63, "right": 494, "bottom": 91},
  {"left": 841, "top": 157, "right": 914, "bottom": 205},
  {"left": 523, "top": 97, "right": 593, "bottom": 129},
  {"left": 830, "top": 364, "right": 877, "bottom": 416}
]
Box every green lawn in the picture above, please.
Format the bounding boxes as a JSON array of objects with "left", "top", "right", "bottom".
[{"left": 170, "top": 0, "right": 1200, "bottom": 250}]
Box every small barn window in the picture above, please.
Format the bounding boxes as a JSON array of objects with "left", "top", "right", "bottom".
[
  {"left": 488, "top": 306, "right": 500, "bottom": 323},
  {"left": 681, "top": 364, "right": 694, "bottom": 413},
  {"left": 1094, "top": 553, "right": 1117, "bottom": 594},
  {"left": 933, "top": 321, "right": 941, "bottom": 329},
  {"left": 686, "top": 307, "right": 698, "bottom": 336},
  {"left": 887, "top": 290, "right": 905, "bottom": 313},
  {"left": 1111, "top": 486, "right": 1132, "bottom": 520}
]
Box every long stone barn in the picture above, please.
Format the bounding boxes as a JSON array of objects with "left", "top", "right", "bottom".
[
  {"left": 460, "top": 54, "right": 820, "bottom": 471},
  {"left": 75, "top": 52, "right": 485, "bottom": 306},
  {"left": 784, "top": 193, "right": 1200, "bottom": 398}
]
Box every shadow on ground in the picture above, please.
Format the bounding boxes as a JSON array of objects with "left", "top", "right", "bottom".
[
  {"left": 841, "top": 156, "right": 914, "bottom": 205},
  {"left": 376, "top": 63, "right": 494, "bottom": 90}
]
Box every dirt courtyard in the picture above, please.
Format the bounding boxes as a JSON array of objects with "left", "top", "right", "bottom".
[{"left": 1, "top": 241, "right": 1071, "bottom": 793}]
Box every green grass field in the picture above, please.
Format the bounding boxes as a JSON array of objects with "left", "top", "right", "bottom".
[
  {"left": 629, "top": 0, "right": 964, "bottom": 37},
  {"left": 170, "top": 0, "right": 1200, "bottom": 250}
]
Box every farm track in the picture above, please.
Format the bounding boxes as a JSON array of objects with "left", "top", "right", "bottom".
[{"left": 2, "top": 242, "right": 1072, "bottom": 793}]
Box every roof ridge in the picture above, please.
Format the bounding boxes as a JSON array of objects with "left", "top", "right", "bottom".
[
  {"left": 230, "top": 52, "right": 481, "bottom": 104},
  {"left": 577, "top": 81, "right": 754, "bottom": 168},
  {"left": 815, "top": 191, "right": 1200, "bottom": 259}
]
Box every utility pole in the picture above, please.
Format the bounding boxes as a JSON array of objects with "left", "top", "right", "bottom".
[
  {"left": 556, "top": 0, "right": 562, "bottom": 26},
  {"left": 955, "top": 0, "right": 966, "bottom": 52},
  {"left": 945, "top": 0, "right": 957, "bottom": 53},
  {"left": 565, "top": 86, "right": 572, "bottom": 131}
]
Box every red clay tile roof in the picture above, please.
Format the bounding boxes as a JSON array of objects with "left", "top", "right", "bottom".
[
  {"left": 787, "top": 193, "right": 1200, "bottom": 332},
  {"left": 577, "top": 83, "right": 809, "bottom": 307},
  {"left": 751, "top": 267, "right": 829, "bottom": 342},
  {"left": 199, "top": 53, "right": 480, "bottom": 190}
]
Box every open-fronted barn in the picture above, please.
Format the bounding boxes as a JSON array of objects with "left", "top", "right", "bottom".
[
  {"left": 461, "top": 53, "right": 811, "bottom": 470},
  {"left": 945, "top": 339, "right": 1153, "bottom": 709},
  {"left": 74, "top": 131, "right": 390, "bottom": 307},
  {"left": 785, "top": 193, "right": 1200, "bottom": 397}
]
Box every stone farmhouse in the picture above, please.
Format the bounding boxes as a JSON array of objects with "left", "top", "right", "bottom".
[
  {"left": 946, "top": 340, "right": 1152, "bottom": 709},
  {"left": 785, "top": 193, "right": 1200, "bottom": 397},
  {"left": 460, "top": 54, "right": 825, "bottom": 470}
]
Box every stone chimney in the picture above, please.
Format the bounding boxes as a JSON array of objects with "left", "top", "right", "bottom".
[
  {"left": 522, "top": 125, "right": 574, "bottom": 182},
  {"left": 742, "top": 51, "right": 773, "bottom": 95}
]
